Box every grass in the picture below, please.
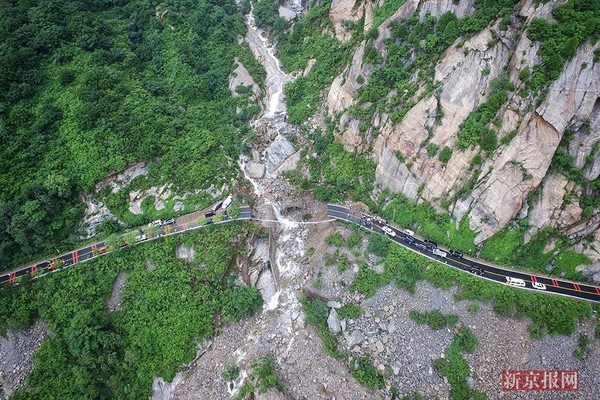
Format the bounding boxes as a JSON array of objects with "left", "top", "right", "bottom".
[
  {"left": 337, "top": 303, "right": 364, "bottom": 320},
  {"left": 409, "top": 310, "right": 458, "bottom": 330}
]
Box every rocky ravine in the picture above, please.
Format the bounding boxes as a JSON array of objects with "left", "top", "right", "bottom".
[{"left": 156, "top": 4, "right": 380, "bottom": 399}]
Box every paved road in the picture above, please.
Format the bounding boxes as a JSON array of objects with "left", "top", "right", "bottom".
[
  {"left": 0, "top": 206, "right": 252, "bottom": 285},
  {"left": 327, "top": 204, "right": 600, "bottom": 303}
]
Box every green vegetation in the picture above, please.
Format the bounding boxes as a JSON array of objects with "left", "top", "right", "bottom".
[
  {"left": 372, "top": 0, "right": 408, "bottom": 28},
  {"left": 325, "top": 232, "right": 346, "bottom": 247},
  {"left": 573, "top": 333, "right": 591, "bottom": 360},
  {"left": 253, "top": 0, "right": 287, "bottom": 32},
  {"left": 480, "top": 226, "right": 590, "bottom": 279},
  {"left": 338, "top": 303, "right": 364, "bottom": 320},
  {"left": 526, "top": 0, "right": 599, "bottom": 94},
  {"left": 221, "top": 364, "right": 240, "bottom": 382},
  {"left": 468, "top": 304, "right": 480, "bottom": 314},
  {"left": 438, "top": 146, "right": 453, "bottom": 163},
  {"left": 351, "top": 244, "right": 591, "bottom": 337},
  {"left": 548, "top": 131, "right": 600, "bottom": 214},
  {"left": 350, "top": 356, "right": 385, "bottom": 390},
  {"left": 302, "top": 125, "right": 377, "bottom": 203},
  {"left": 456, "top": 74, "right": 514, "bottom": 151},
  {"left": 377, "top": 193, "right": 478, "bottom": 254},
  {"left": 232, "top": 356, "right": 283, "bottom": 400},
  {"left": 250, "top": 356, "right": 283, "bottom": 394},
  {"left": 352, "top": 1, "right": 517, "bottom": 127},
  {"left": 433, "top": 326, "right": 486, "bottom": 400},
  {"left": 1, "top": 225, "right": 263, "bottom": 399},
  {"left": 367, "top": 232, "right": 391, "bottom": 258},
  {"left": 409, "top": 310, "right": 458, "bottom": 330},
  {"left": 278, "top": 1, "right": 351, "bottom": 123},
  {"left": 301, "top": 296, "right": 346, "bottom": 359},
  {"left": 0, "top": 0, "right": 261, "bottom": 271}
]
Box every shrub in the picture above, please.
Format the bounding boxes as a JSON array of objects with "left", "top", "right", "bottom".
[
  {"left": 367, "top": 232, "right": 390, "bottom": 258},
  {"left": 426, "top": 142, "right": 440, "bottom": 157},
  {"left": 251, "top": 357, "right": 282, "bottom": 394},
  {"left": 350, "top": 357, "right": 385, "bottom": 389},
  {"left": 338, "top": 303, "right": 364, "bottom": 320},
  {"left": 409, "top": 310, "right": 458, "bottom": 330},
  {"left": 439, "top": 146, "right": 453, "bottom": 163},
  {"left": 221, "top": 364, "right": 240, "bottom": 381}
]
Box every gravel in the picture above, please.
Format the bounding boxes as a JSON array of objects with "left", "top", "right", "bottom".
[{"left": 0, "top": 320, "right": 49, "bottom": 399}]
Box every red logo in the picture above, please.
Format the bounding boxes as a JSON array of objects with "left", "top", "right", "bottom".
[{"left": 502, "top": 370, "right": 578, "bottom": 391}]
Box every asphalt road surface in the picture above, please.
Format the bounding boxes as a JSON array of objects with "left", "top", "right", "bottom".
[
  {"left": 327, "top": 204, "right": 600, "bottom": 303},
  {"left": 0, "top": 206, "right": 252, "bottom": 285}
]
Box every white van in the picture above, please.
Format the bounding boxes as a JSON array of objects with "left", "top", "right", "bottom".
[
  {"left": 403, "top": 229, "right": 415, "bottom": 236},
  {"left": 505, "top": 277, "right": 526, "bottom": 287}
]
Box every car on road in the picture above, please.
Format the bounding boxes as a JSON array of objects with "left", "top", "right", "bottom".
[
  {"left": 148, "top": 220, "right": 162, "bottom": 227},
  {"left": 414, "top": 243, "right": 427, "bottom": 250},
  {"left": 448, "top": 250, "right": 463, "bottom": 258},
  {"left": 134, "top": 234, "right": 147, "bottom": 242},
  {"left": 382, "top": 226, "right": 396, "bottom": 237},
  {"left": 162, "top": 218, "right": 175, "bottom": 225},
  {"left": 532, "top": 282, "right": 547, "bottom": 290},
  {"left": 433, "top": 248, "right": 447, "bottom": 257},
  {"left": 205, "top": 211, "right": 216, "bottom": 218},
  {"left": 505, "top": 277, "right": 526, "bottom": 287},
  {"left": 424, "top": 240, "right": 438, "bottom": 249},
  {"left": 402, "top": 235, "right": 415, "bottom": 244},
  {"left": 403, "top": 229, "right": 415, "bottom": 236},
  {"left": 469, "top": 267, "right": 483, "bottom": 276}
]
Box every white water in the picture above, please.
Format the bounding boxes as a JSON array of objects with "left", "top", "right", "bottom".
[{"left": 245, "top": 8, "right": 292, "bottom": 117}]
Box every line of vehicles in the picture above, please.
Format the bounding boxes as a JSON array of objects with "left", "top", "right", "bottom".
[
  {"left": 380, "top": 222, "right": 548, "bottom": 291},
  {"left": 134, "top": 195, "right": 234, "bottom": 242}
]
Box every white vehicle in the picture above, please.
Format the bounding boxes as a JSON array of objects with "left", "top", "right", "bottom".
[
  {"left": 505, "top": 277, "right": 526, "bottom": 287},
  {"left": 382, "top": 226, "right": 396, "bottom": 237},
  {"left": 222, "top": 195, "right": 233, "bottom": 209},
  {"left": 403, "top": 229, "right": 415, "bottom": 236},
  {"left": 532, "top": 281, "right": 547, "bottom": 290},
  {"left": 148, "top": 220, "right": 162, "bottom": 227},
  {"left": 432, "top": 249, "right": 447, "bottom": 258},
  {"left": 134, "top": 234, "right": 147, "bottom": 242}
]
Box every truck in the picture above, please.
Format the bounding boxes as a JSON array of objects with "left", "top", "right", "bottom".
[
  {"left": 222, "top": 195, "right": 233, "bottom": 209},
  {"left": 432, "top": 248, "right": 447, "bottom": 257}
]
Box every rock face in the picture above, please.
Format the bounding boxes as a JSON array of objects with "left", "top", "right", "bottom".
[
  {"left": 229, "top": 58, "right": 261, "bottom": 102},
  {"left": 324, "top": 0, "right": 599, "bottom": 244}
]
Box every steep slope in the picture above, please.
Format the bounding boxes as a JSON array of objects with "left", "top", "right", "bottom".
[{"left": 284, "top": 0, "right": 599, "bottom": 275}]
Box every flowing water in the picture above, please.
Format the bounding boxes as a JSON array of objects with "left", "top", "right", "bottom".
[{"left": 237, "top": 6, "right": 306, "bottom": 329}]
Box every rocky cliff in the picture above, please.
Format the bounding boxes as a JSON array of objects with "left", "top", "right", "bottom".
[{"left": 317, "top": 0, "right": 598, "bottom": 247}]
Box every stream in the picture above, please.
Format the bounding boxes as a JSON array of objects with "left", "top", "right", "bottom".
[{"left": 239, "top": 3, "right": 306, "bottom": 311}]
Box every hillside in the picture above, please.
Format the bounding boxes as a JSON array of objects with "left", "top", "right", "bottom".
[
  {"left": 276, "top": 0, "right": 599, "bottom": 280},
  {"left": 0, "top": 0, "right": 261, "bottom": 270}
]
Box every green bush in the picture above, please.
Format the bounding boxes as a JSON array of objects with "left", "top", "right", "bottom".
[
  {"left": 439, "top": 146, "right": 453, "bottom": 163},
  {"left": 527, "top": 0, "right": 599, "bottom": 93},
  {"left": 409, "top": 310, "right": 458, "bottom": 330},
  {"left": 367, "top": 232, "right": 391, "bottom": 258},
  {"left": 350, "top": 357, "right": 385, "bottom": 389},
  {"left": 426, "top": 142, "right": 440, "bottom": 157},
  {"left": 251, "top": 357, "right": 282, "bottom": 394},
  {"left": 325, "top": 232, "right": 345, "bottom": 247},
  {"left": 338, "top": 303, "right": 364, "bottom": 320},
  {"left": 221, "top": 364, "right": 240, "bottom": 381}
]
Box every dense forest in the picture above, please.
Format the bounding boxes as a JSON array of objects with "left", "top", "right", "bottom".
[
  {"left": 0, "top": 224, "right": 263, "bottom": 399},
  {"left": 0, "top": 0, "right": 257, "bottom": 270}
]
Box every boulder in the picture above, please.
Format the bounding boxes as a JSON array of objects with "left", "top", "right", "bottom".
[
  {"left": 265, "top": 136, "right": 295, "bottom": 174},
  {"left": 327, "top": 308, "right": 341, "bottom": 334},
  {"left": 246, "top": 161, "right": 266, "bottom": 179}
]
